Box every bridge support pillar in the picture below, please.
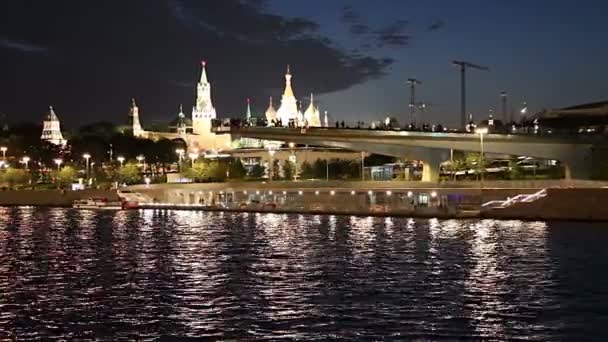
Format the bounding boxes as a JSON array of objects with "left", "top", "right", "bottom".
[
  {"left": 562, "top": 147, "right": 593, "bottom": 180},
  {"left": 420, "top": 149, "right": 450, "bottom": 183}
]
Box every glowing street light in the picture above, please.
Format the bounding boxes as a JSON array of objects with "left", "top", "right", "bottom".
[
  {"left": 267, "top": 147, "right": 276, "bottom": 181},
  {"left": 117, "top": 156, "right": 125, "bottom": 167},
  {"left": 0, "top": 146, "right": 7, "bottom": 159},
  {"left": 188, "top": 152, "right": 199, "bottom": 167},
  {"left": 475, "top": 127, "right": 488, "bottom": 186},
  {"left": 53, "top": 158, "right": 63, "bottom": 170},
  {"left": 21, "top": 156, "right": 30, "bottom": 170},
  {"left": 83, "top": 153, "right": 91, "bottom": 179}
]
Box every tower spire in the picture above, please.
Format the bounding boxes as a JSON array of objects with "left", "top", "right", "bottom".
[
  {"left": 282, "top": 64, "right": 294, "bottom": 97},
  {"left": 200, "top": 60, "right": 208, "bottom": 84},
  {"left": 246, "top": 98, "right": 252, "bottom": 121}
]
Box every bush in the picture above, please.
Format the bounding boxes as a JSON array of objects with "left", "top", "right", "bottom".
[
  {"left": 118, "top": 162, "right": 142, "bottom": 185},
  {"left": 54, "top": 166, "right": 77, "bottom": 187},
  {"left": 2, "top": 168, "right": 29, "bottom": 189}
]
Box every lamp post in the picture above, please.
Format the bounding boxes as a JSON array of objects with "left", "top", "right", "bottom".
[
  {"left": 267, "top": 147, "right": 276, "bottom": 181},
  {"left": 136, "top": 155, "right": 145, "bottom": 172},
  {"left": 0, "top": 146, "right": 6, "bottom": 160},
  {"left": 53, "top": 158, "right": 63, "bottom": 170},
  {"left": 176, "top": 148, "right": 185, "bottom": 170},
  {"left": 117, "top": 156, "right": 125, "bottom": 167},
  {"left": 475, "top": 127, "right": 488, "bottom": 187},
  {"left": 82, "top": 153, "right": 91, "bottom": 179},
  {"left": 189, "top": 152, "right": 199, "bottom": 167},
  {"left": 289, "top": 142, "right": 297, "bottom": 181},
  {"left": 361, "top": 151, "right": 365, "bottom": 181},
  {"left": 21, "top": 156, "right": 30, "bottom": 170},
  {"left": 326, "top": 159, "right": 329, "bottom": 181}
]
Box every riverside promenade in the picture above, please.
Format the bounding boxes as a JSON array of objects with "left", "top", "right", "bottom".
[
  {"left": 1, "top": 180, "right": 607, "bottom": 221},
  {"left": 129, "top": 180, "right": 608, "bottom": 221}
]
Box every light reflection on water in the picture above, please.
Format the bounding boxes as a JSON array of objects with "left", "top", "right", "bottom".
[{"left": 1, "top": 207, "right": 608, "bottom": 340}]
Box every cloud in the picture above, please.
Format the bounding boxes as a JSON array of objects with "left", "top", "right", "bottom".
[
  {"left": 167, "top": 0, "right": 320, "bottom": 43},
  {"left": 427, "top": 20, "right": 446, "bottom": 32},
  {"left": 0, "top": 38, "right": 48, "bottom": 53},
  {"left": 372, "top": 20, "right": 411, "bottom": 47},
  {"left": 341, "top": 6, "right": 370, "bottom": 36}
]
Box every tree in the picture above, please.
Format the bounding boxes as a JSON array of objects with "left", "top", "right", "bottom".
[
  {"left": 55, "top": 166, "right": 77, "bottom": 187},
  {"left": 312, "top": 159, "right": 326, "bottom": 179},
  {"left": 118, "top": 162, "right": 141, "bottom": 185},
  {"left": 184, "top": 162, "right": 208, "bottom": 182},
  {"left": 300, "top": 161, "right": 314, "bottom": 179},
  {"left": 249, "top": 164, "right": 265, "bottom": 179},
  {"left": 208, "top": 160, "right": 228, "bottom": 181},
  {"left": 228, "top": 158, "right": 247, "bottom": 180},
  {"left": 509, "top": 160, "right": 524, "bottom": 180},
  {"left": 282, "top": 160, "right": 295, "bottom": 180},
  {"left": 271, "top": 159, "right": 281, "bottom": 180},
  {"left": 2, "top": 168, "right": 28, "bottom": 189}
]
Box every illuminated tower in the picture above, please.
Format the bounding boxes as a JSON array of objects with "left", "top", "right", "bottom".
[
  {"left": 129, "top": 98, "right": 144, "bottom": 137},
  {"left": 276, "top": 65, "right": 298, "bottom": 125},
  {"left": 304, "top": 93, "right": 321, "bottom": 127},
  {"left": 192, "top": 60, "right": 216, "bottom": 134},
  {"left": 40, "top": 106, "right": 66, "bottom": 147},
  {"left": 265, "top": 96, "right": 277, "bottom": 125}
]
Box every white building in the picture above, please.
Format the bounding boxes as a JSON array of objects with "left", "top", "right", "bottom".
[{"left": 40, "top": 106, "right": 67, "bottom": 147}]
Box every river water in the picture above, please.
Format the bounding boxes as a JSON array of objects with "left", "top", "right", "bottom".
[{"left": 0, "top": 207, "right": 607, "bottom": 340}]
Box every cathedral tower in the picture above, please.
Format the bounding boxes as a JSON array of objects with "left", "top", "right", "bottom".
[
  {"left": 40, "top": 106, "right": 67, "bottom": 147},
  {"left": 276, "top": 65, "right": 298, "bottom": 125}
]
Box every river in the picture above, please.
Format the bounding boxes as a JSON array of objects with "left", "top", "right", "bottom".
[{"left": 0, "top": 207, "right": 607, "bottom": 340}]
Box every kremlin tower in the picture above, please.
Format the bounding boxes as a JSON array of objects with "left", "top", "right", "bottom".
[
  {"left": 129, "top": 98, "right": 144, "bottom": 137},
  {"left": 40, "top": 106, "right": 67, "bottom": 147},
  {"left": 192, "top": 60, "right": 216, "bottom": 135}
]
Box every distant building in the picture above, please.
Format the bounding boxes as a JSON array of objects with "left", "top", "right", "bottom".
[
  {"left": 537, "top": 101, "right": 608, "bottom": 134},
  {"left": 40, "top": 106, "right": 67, "bottom": 147}
]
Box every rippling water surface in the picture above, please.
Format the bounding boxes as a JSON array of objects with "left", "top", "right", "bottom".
[{"left": 1, "top": 207, "right": 608, "bottom": 340}]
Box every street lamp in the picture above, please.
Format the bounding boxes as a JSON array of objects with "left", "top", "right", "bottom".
[
  {"left": 475, "top": 127, "right": 488, "bottom": 186},
  {"left": 361, "top": 151, "right": 365, "bottom": 181},
  {"left": 53, "top": 158, "right": 63, "bottom": 170},
  {"left": 21, "top": 156, "right": 30, "bottom": 170},
  {"left": 288, "top": 142, "right": 298, "bottom": 181},
  {"left": 136, "top": 155, "right": 145, "bottom": 171},
  {"left": 188, "top": 152, "right": 199, "bottom": 167},
  {"left": 82, "top": 153, "right": 91, "bottom": 180},
  {"left": 117, "top": 156, "right": 125, "bottom": 167},
  {"left": 0, "top": 146, "right": 7, "bottom": 159},
  {"left": 267, "top": 147, "right": 276, "bottom": 181}
]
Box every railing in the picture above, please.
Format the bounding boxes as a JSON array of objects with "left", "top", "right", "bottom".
[{"left": 481, "top": 188, "right": 547, "bottom": 209}]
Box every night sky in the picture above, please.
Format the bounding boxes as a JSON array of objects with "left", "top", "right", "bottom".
[{"left": 1, "top": 0, "right": 606, "bottom": 129}]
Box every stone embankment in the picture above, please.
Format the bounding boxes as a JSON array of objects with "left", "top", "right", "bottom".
[{"left": 0, "top": 189, "right": 119, "bottom": 207}]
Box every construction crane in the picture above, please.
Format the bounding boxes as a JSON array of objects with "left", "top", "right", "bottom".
[
  {"left": 452, "top": 60, "right": 489, "bottom": 129},
  {"left": 407, "top": 78, "right": 422, "bottom": 125}
]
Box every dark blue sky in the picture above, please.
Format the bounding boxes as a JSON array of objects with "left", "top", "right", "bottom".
[{"left": 0, "top": 0, "right": 606, "bottom": 128}]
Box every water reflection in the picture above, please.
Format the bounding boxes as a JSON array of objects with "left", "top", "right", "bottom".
[{"left": 0, "top": 208, "right": 607, "bottom": 339}]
